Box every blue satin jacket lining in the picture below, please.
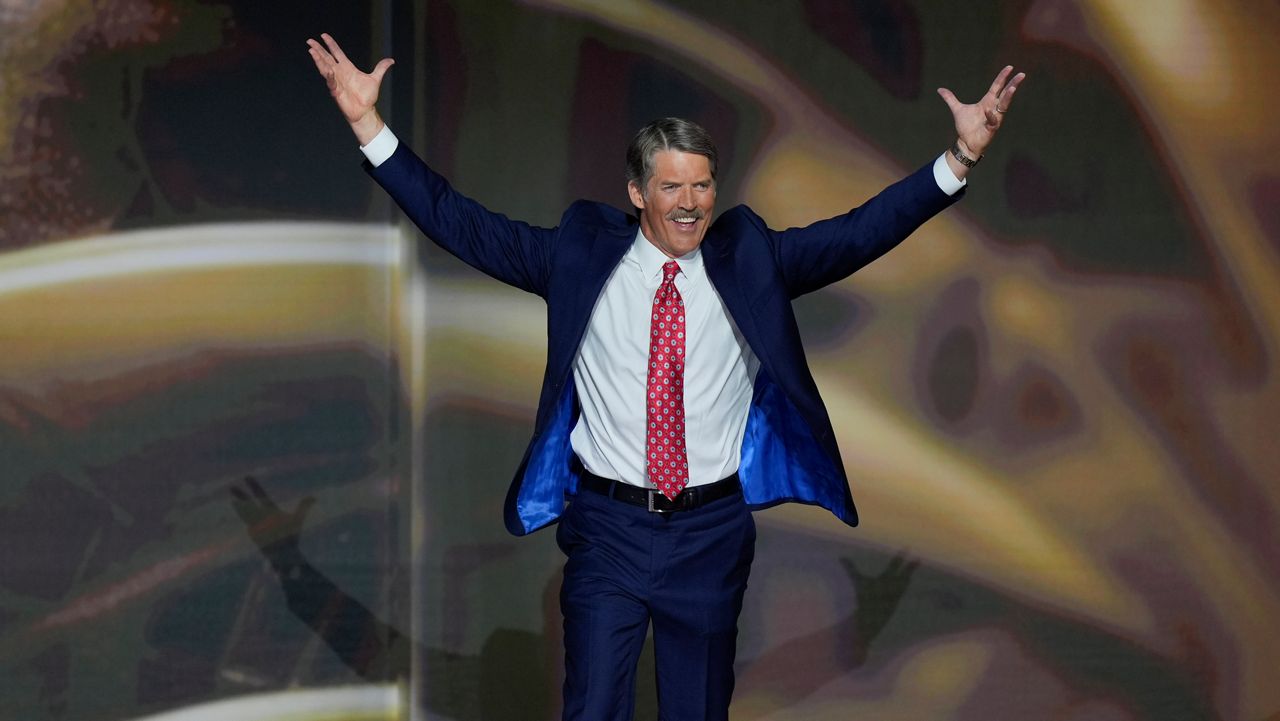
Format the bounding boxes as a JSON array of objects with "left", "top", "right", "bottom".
[{"left": 513, "top": 371, "right": 849, "bottom": 534}]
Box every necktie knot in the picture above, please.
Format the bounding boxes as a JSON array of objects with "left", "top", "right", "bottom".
[{"left": 662, "top": 260, "right": 680, "bottom": 283}]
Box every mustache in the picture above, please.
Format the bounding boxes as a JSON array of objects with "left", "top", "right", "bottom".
[{"left": 665, "top": 208, "right": 706, "bottom": 221}]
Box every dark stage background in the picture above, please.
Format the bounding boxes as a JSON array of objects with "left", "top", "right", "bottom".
[{"left": 2, "top": 1, "right": 1278, "bottom": 720}]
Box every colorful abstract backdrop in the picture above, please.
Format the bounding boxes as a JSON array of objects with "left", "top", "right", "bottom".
[{"left": 2, "top": 1, "right": 1277, "bottom": 720}]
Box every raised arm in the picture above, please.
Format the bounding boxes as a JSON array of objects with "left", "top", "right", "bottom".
[
  {"left": 306, "top": 32, "right": 395, "bottom": 146},
  {"left": 305, "top": 32, "right": 555, "bottom": 296},
  {"left": 770, "top": 65, "right": 1026, "bottom": 295}
]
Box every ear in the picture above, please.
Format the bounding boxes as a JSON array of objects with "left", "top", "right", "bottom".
[{"left": 627, "top": 181, "right": 646, "bottom": 210}]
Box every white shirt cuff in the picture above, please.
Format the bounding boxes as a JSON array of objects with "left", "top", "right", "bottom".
[
  {"left": 360, "top": 124, "right": 399, "bottom": 167},
  {"left": 932, "top": 152, "right": 966, "bottom": 195}
]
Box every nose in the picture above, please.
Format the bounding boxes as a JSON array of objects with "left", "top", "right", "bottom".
[{"left": 677, "top": 186, "right": 695, "bottom": 209}]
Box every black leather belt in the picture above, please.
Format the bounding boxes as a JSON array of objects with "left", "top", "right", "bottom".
[{"left": 578, "top": 471, "right": 741, "bottom": 513}]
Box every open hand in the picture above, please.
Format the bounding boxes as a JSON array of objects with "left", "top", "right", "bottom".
[
  {"left": 306, "top": 32, "right": 394, "bottom": 144},
  {"left": 937, "top": 65, "right": 1025, "bottom": 160}
]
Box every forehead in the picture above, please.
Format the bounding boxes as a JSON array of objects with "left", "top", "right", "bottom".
[{"left": 648, "top": 150, "right": 713, "bottom": 182}]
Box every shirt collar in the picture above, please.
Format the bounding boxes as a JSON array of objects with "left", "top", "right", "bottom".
[{"left": 629, "top": 228, "right": 704, "bottom": 283}]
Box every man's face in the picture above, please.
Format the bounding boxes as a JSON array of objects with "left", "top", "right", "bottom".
[{"left": 628, "top": 149, "right": 716, "bottom": 259}]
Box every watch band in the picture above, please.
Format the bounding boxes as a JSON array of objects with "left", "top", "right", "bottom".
[{"left": 950, "top": 140, "right": 982, "bottom": 168}]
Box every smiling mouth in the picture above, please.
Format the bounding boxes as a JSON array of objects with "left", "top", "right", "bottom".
[{"left": 668, "top": 212, "right": 703, "bottom": 229}]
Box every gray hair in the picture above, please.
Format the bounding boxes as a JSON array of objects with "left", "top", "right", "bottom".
[{"left": 625, "top": 117, "right": 719, "bottom": 195}]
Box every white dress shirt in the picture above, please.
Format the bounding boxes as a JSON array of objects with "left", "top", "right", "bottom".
[{"left": 570, "top": 233, "right": 760, "bottom": 488}]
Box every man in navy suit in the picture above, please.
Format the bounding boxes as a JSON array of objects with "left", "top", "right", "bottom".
[{"left": 308, "top": 32, "right": 1022, "bottom": 721}]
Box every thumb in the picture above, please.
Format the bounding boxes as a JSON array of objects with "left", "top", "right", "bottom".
[
  {"left": 936, "top": 87, "right": 962, "bottom": 113},
  {"left": 371, "top": 57, "right": 396, "bottom": 83}
]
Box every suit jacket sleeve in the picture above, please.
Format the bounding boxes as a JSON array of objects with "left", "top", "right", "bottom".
[
  {"left": 364, "top": 140, "right": 555, "bottom": 298},
  {"left": 769, "top": 160, "right": 962, "bottom": 298}
]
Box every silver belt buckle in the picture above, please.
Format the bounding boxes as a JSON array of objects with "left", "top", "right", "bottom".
[{"left": 647, "top": 489, "right": 672, "bottom": 513}]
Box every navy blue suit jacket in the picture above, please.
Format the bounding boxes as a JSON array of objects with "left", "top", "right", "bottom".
[{"left": 368, "top": 141, "right": 962, "bottom": 536}]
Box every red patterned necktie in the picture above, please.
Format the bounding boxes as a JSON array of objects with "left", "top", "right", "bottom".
[{"left": 646, "top": 260, "right": 689, "bottom": 500}]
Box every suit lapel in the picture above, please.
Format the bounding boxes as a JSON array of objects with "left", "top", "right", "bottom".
[
  {"left": 590, "top": 223, "right": 635, "bottom": 276},
  {"left": 702, "top": 220, "right": 771, "bottom": 374}
]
